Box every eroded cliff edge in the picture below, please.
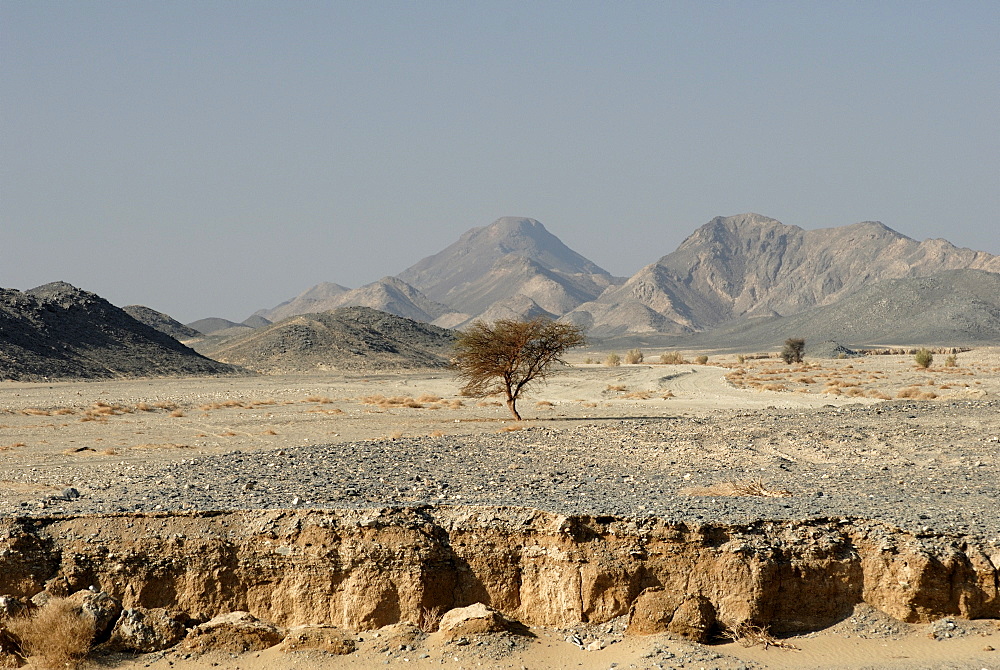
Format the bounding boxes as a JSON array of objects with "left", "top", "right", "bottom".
[{"left": 1, "top": 506, "right": 998, "bottom": 640}]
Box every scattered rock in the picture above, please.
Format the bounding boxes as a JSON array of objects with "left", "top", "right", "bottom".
[{"left": 182, "top": 611, "right": 283, "bottom": 654}]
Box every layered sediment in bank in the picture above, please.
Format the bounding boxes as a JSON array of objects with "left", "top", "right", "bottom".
[{"left": 1, "top": 506, "right": 997, "bottom": 644}]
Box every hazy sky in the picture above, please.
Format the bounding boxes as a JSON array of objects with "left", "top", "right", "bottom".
[{"left": 2, "top": 1, "right": 998, "bottom": 323}]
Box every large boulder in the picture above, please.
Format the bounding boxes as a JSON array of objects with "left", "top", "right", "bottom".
[
  {"left": 66, "top": 589, "right": 122, "bottom": 641},
  {"left": 182, "top": 611, "right": 283, "bottom": 654},
  {"left": 626, "top": 588, "right": 716, "bottom": 643},
  {"left": 107, "top": 607, "right": 186, "bottom": 653},
  {"left": 436, "top": 603, "right": 514, "bottom": 639}
]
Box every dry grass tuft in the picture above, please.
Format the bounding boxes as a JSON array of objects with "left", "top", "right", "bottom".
[
  {"left": 0, "top": 442, "right": 27, "bottom": 452},
  {"left": 535, "top": 400, "right": 554, "bottom": 407},
  {"left": 624, "top": 391, "right": 654, "bottom": 399},
  {"left": 388, "top": 430, "right": 403, "bottom": 440},
  {"left": 416, "top": 394, "right": 442, "bottom": 403},
  {"left": 417, "top": 606, "right": 445, "bottom": 634},
  {"left": 606, "top": 384, "right": 627, "bottom": 392},
  {"left": 476, "top": 400, "right": 503, "bottom": 407},
  {"left": 496, "top": 424, "right": 526, "bottom": 433},
  {"left": 152, "top": 401, "right": 179, "bottom": 411},
  {"left": 429, "top": 430, "right": 446, "bottom": 438},
  {"left": 724, "top": 621, "right": 799, "bottom": 651},
  {"left": 897, "top": 386, "right": 938, "bottom": 400},
  {"left": 6, "top": 597, "right": 96, "bottom": 668},
  {"left": 659, "top": 351, "right": 688, "bottom": 365},
  {"left": 168, "top": 410, "right": 185, "bottom": 418},
  {"left": 306, "top": 407, "right": 345, "bottom": 415},
  {"left": 360, "top": 395, "right": 424, "bottom": 409},
  {"left": 305, "top": 396, "right": 334, "bottom": 404},
  {"left": 199, "top": 399, "right": 250, "bottom": 411},
  {"left": 21, "top": 408, "right": 52, "bottom": 416}
]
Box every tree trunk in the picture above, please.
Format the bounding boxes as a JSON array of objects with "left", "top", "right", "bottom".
[{"left": 505, "top": 397, "right": 522, "bottom": 421}]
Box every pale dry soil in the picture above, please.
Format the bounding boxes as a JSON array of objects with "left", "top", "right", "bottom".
[{"left": 3, "top": 348, "right": 1000, "bottom": 670}]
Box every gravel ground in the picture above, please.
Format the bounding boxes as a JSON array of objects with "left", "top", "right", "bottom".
[{"left": 6, "top": 398, "right": 999, "bottom": 544}]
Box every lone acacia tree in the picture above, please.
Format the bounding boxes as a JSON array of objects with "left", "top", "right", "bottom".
[{"left": 453, "top": 317, "right": 586, "bottom": 421}]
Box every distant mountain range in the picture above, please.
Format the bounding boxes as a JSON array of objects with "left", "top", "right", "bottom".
[
  {"left": 6, "top": 213, "right": 998, "bottom": 381},
  {"left": 243, "top": 213, "right": 1000, "bottom": 345}
]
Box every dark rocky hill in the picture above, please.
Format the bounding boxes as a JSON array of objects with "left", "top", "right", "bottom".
[
  {"left": 122, "top": 305, "right": 201, "bottom": 340},
  {"left": 0, "top": 282, "right": 239, "bottom": 380},
  {"left": 684, "top": 269, "right": 1000, "bottom": 350},
  {"left": 204, "top": 306, "right": 457, "bottom": 373}
]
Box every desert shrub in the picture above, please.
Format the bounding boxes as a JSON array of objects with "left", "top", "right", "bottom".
[
  {"left": 624, "top": 348, "right": 643, "bottom": 364},
  {"left": 604, "top": 353, "right": 621, "bottom": 367},
  {"left": 6, "top": 597, "right": 95, "bottom": 668},
  {"left": 694, "top": 355, "right": 709, "bottom": 365},
  {"left": 583, "top": 357, "right": 594, "bottom": 364},
  {"left": 780, "top": 338, "right": 805, "bottom": 364},
  {"left": 736, "top": 354, "right": 745, "bottom": 364},
  {"left": 944, "top": 354, "right": 957, "bottom": 367},
  {"left": 914, "top": 348, "right": 933, "bottom": 368},
  {"left": 659, "top": 351, "right": 687, "bottom": 365}
]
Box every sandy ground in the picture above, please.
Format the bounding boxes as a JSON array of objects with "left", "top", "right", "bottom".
[{"left": 2, "top": 348, "right": 1000, "bottom": 669}]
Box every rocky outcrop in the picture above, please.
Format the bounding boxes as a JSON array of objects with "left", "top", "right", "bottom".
[{"left": 0, "top": 507, "right": 996, "bottom": 640}]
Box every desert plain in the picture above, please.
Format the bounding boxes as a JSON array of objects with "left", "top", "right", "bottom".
[{"left": 2, "top": 348, "right": 1000, "bottom": 670}]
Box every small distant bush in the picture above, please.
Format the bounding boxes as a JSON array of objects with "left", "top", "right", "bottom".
[
  {"left": 736, "top": 354, "right": 746, "bottom": 364},
  {"left": 781, "top": 338, "right": 805, "bottom": 364},
  {"left": 944, "top": 354, "right": 957, "bottom": 367},
  {"left": 624, "top": 348, "right": 644, "bottom": 364},
  {"left": 914, "top": 348, "right": 933, "bottom": 369},
  {"left": 695, "top": 355, "right": 709, "bottom": 365},
  {"left": 659, "top": 351, "right": 687, "bottom": 365},
  {"left": 583, "top": 357, "right": 594, "bottom": 364},
  {"left": 604, "top": 353, "right": 621, "bottom": 367}
]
